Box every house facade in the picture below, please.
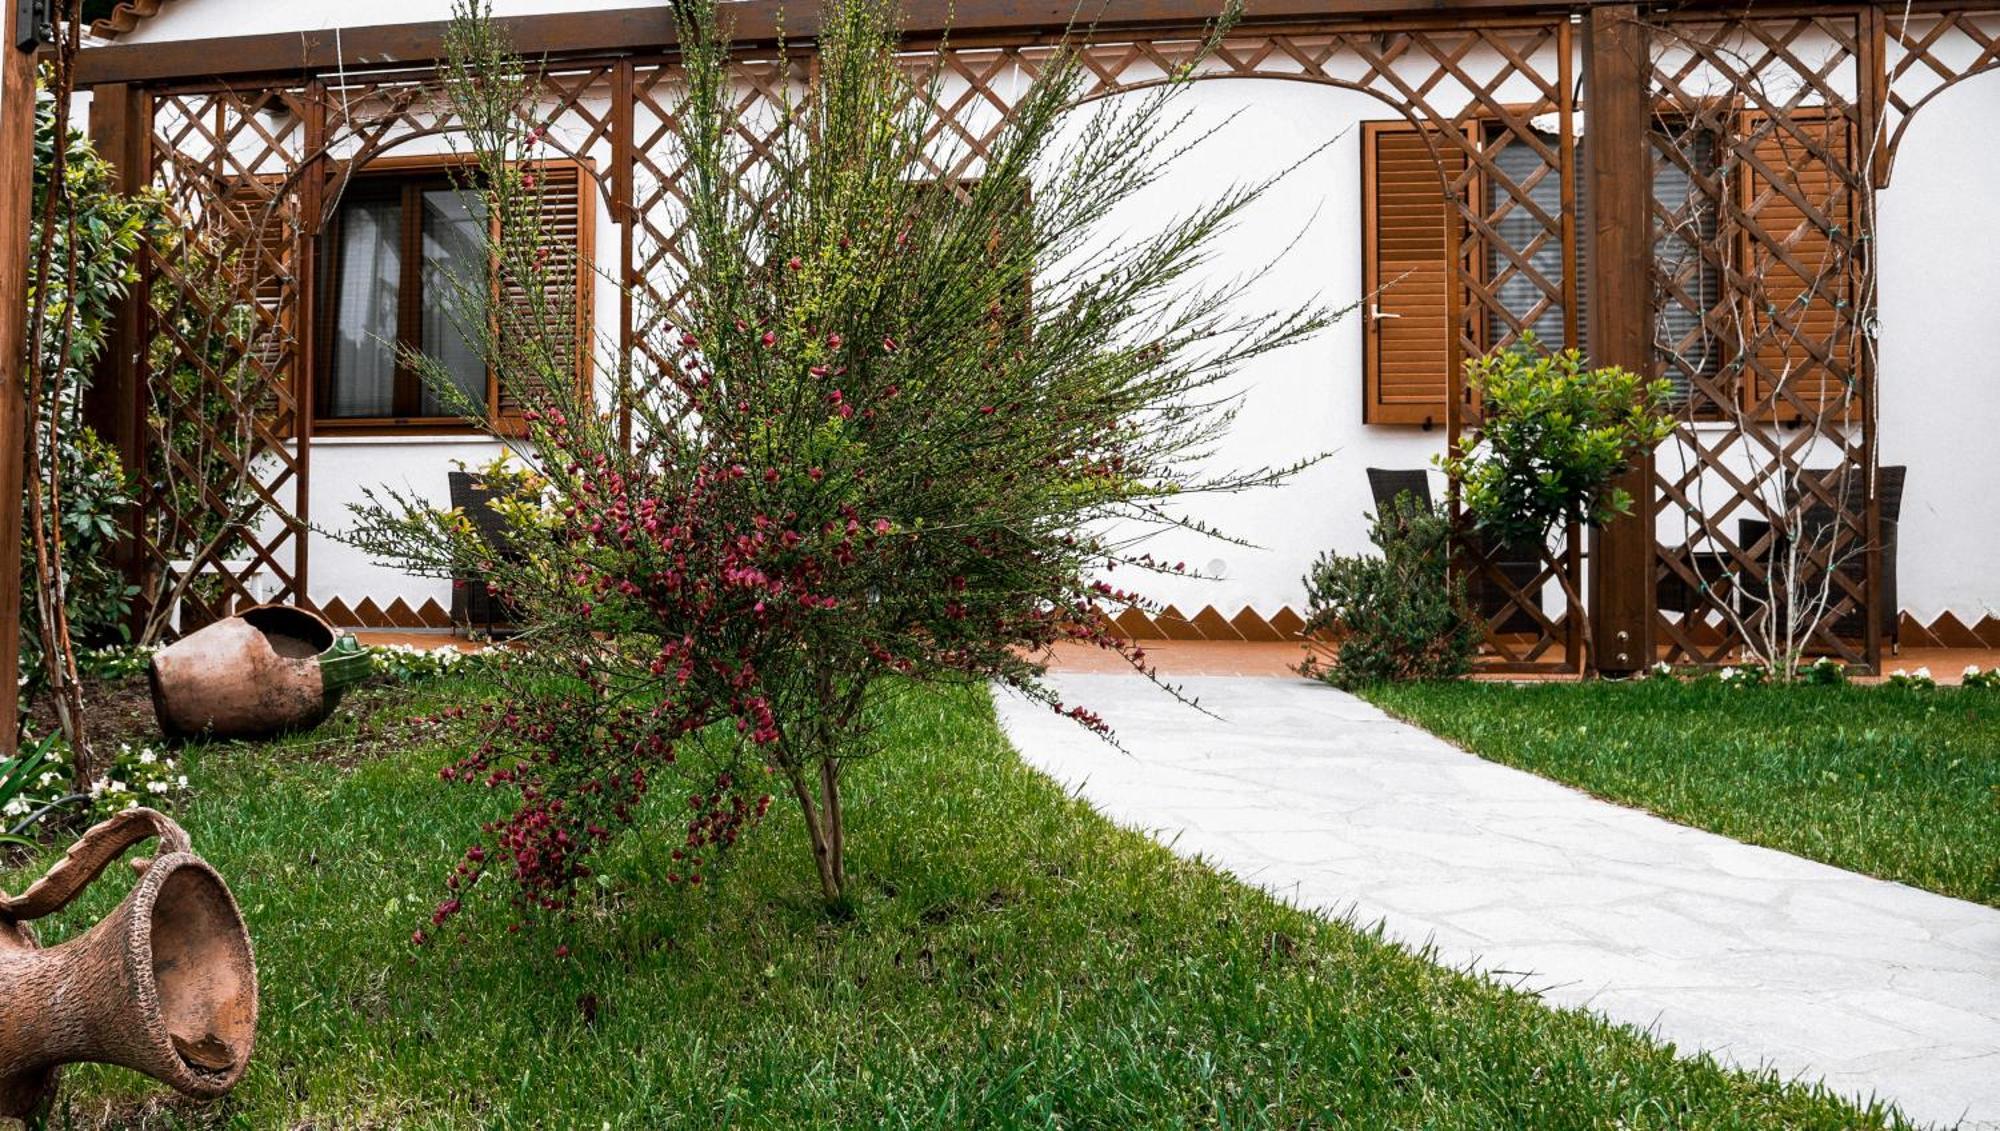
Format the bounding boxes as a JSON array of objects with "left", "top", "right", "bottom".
[{"left": 71, "top": 0, "right": 2000, "bottom": 672}]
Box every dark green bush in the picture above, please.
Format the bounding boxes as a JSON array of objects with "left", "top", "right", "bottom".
[{"left": 1300, "top": 494, "right": 1481, "bottom": 688}]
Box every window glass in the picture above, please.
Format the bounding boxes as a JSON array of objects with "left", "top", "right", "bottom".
[
  {"left": 1652, "top": 128, "right": 1723, "bottom": 405},
  {"left": 320, "top": 176, "right": 490, "bottom": 425},
  {"left": 420, "top": 188, "right": 489, "bottom": 415},
  {"left": 326, "top": 196, "right": 402, "bottom": 418},
  {"left": 1486, "top": 130, "right": 1568, "bottom": 349},
  {"left": 1481, "top": 122, "right": 1723, "bottom": 408}
]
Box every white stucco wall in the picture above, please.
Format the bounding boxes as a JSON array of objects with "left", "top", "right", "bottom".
[
  {"left": 94, "top": 4, "right": 2000, "bottom": 627},
  {"left": 1876, "top": 67, "right": 2000, "bottom": 628}
]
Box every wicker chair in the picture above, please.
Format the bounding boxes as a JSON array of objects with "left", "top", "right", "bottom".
[
  {"left": 1365, "top": 468, "right": 1546, "bottom": 635},
  {"left": 447, "top": 470, "right": 523, "bottom": 637},
  {"left": 1736, "top": 465, "right": 1905, "bottom": 653}
]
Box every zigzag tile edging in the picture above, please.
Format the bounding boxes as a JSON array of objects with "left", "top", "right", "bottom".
[
  {"left": 305, "top": 596, "right": 1999, "bottom": 651},
  {"left": 317, "top": 596, "right": 455, "bottom": 630}
]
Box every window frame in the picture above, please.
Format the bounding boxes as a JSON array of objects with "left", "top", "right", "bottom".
[{"left": 309, "top": 152, "right": 596, "bottom": 438}]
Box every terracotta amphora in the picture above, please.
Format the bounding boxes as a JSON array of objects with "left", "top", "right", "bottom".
[
  {"left": 0, "top": 808, "right": 258, "bottom": 1119},
  {"left": 149, "top": 604, "right": 371, "bottom": 740}
]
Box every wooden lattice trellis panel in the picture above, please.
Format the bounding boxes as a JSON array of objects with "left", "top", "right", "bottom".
[
  {"left": 1643, "top": 11, "right": 1876, "bottom": 668},
  {"left": 138, "top": 86, "right": 314, "bottom": 630},
  {"left": 133, "top": 19, "right": 1588, "bottom": 667}
]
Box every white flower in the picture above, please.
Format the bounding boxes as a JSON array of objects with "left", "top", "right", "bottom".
[
  {"left": 107, "top": 780, "right": 127, "bottom": 795},
  {"left": 139, "top": 749, "right": 158, "bottom": 765},
  {"left": 176, "top": 775, "right": 188, "bottom": 789},
  {"left": 147, "top": 780, "right": 169, "bottom": 794},
  {"left": 1966, "top": 665, "right": 1983, "bottom": 677},
  {"left": 3, "top": 797, "right": 29, "bottom": 818},
  {"left": 87, "top": 778, "right": 106, "bottom": 798},
  {"left": 1720, "top": 666, "right": 1738, "bottom": 680},
  {"left": 1913, "top": 666, "right": 1932, "bottom": 680},
  {"left": 121, "top": 799, "right": 138, "bottom": 811}
]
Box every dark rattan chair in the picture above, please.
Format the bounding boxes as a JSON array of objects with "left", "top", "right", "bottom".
[
  {"left": 1736, "top": 465, "right": 1905, "bottom": 652},
  {"left": 1365, "top": 467, "right": 1546, "bottom": 635},
  {"left": 447, "top": 470, "right": 523, "bottom": 637}
]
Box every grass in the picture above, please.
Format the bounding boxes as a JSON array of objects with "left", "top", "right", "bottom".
[
  {"left": 6, "top": 675, "right": 1915, "bottom": 1128},
  {"left": 1364, "top": 678, "right": 2000, "bottom": 908}
]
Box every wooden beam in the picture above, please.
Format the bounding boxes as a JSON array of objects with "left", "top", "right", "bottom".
[
  {"left": 85, "top": 82, "right": 150, "bottom": 633},
  {"left": 1582, "top": 4, "right": 1654, "bottom": 676},
  {"left": 75, "top": 0, "right": 1610, "bottom": 87},
  {"left": 0, "top": 4, "right": 37, "bottom": 755}
]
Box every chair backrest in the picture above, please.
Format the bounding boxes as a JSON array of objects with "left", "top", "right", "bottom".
[
  {"left": 447, "top": 470, "right": 519, "bottom": 553},
  {"left": 1366, "top": 468, "right": 1433, "bottom": 514},
  {"left": 1789, "top": 465, "right": 1906, "bottom": 526}
]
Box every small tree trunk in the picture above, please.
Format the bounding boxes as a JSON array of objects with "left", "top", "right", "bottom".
[
  {"left": 782, "top": 761, "right": 845, "bottom": 905},
  {"left": 819, "top": 758, "right": 846, "bottom": 895},
  {"left": 1554, "top": 562, "right": 1595, "bottom": 677}
]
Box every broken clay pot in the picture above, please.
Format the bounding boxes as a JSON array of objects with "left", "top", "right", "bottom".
[
  {"left": 0, "top": 808, "right": 258, "bottom": 1120},
  {"left": 149, "top": 604, "right": 370, "bottom": 740}
]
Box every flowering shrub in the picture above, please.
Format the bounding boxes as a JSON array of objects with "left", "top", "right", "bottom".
[
  {"left": 1800, "top": 657, "right": 1848, "bottom": 686},
  {"left": 0, "top": 736, "right": 69, "bottom": 846},
  {"left": 0, "top": 735, "right": 188, "bottom": 843},
  {"left": 1963, "top": 666, "right": 2000, "bottom": 690},
  {"left": 1300, "top": 495, "right": 1480, "bottom": 687},
  {"left": 85, "top": 741, "right": 190, "bottom": 818},
  {"left": 1883, "top": 667, "right": 1937, "bottom": 689},
  {"left": 371, "top": 643, "right": 475, "bottom": 683},
  {"left": 1715, "top": 664, "right": 1769, "bottom": 688},
  {"left": 75, "top": 642, "right": 157, "bottom": 682},
  {"left": 346, "top": 0, "right": 1330, "bottom": 917}
]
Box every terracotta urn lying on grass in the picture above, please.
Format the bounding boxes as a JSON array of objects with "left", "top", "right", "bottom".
[
  {"left": 0, "top": 808, "right": 258, "bottom": 1119},
  {"left": 149, "top": 604, "right": 371, "bottom": 740}
]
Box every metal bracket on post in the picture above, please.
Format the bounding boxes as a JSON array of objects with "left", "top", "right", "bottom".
[{"left": 12, "top": 0, "right": 51, "bottom": 53}]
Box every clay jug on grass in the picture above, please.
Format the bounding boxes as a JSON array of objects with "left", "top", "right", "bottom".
[
  {"left": 149, "top": 604, "right": 370, "bottom": 740},
  {"left": 0, "top": 808, "right": 257, "bottom": 1119}
]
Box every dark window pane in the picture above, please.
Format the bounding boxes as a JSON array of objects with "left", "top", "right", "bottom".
[
  {"left": 326, "top": 196, "right": 401, "bottom": 418},
  {"left": 1652, "top": 128, "right": 1723, "bottom": 405},
  {"left": 1486, "top": 131, "right": 1568, "bottom": 349},
  {"left": 420, "top": 188, "right": 489, "bottom": 416}
]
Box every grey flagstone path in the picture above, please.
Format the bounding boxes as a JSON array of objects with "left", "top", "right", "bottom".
[{"left": 992, "top": 673, "right": 2000, "bottom": 1130}]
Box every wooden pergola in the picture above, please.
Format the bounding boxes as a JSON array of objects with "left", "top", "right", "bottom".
[{"left": 8, "top": 0, "right": 2000, "bottom": 745}]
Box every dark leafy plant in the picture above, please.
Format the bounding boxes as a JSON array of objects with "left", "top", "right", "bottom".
[
  {"left": 1438, "top": 336, "right": 1674, "bottom": 672},
  {"left": 346, "top": 0, "right": 1334, "bottom": 918},
  {"left": 1299, "top": 494, "right": 1480, "bottom": 688}
]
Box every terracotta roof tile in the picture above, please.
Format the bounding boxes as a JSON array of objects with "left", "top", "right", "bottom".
[{"left": 89, "top": 0, "right": 176, "bottom": 41}]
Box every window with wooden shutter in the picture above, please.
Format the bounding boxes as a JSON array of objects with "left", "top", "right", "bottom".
[
  {"left": 313, "top": 155, "right": 593, "bottom": 435},
  {"left": 1362, "top": 121, "right": 1466, "bottom": 426},
  {"left": 1734, "top": 107, "right": 1857, "bottom": 422},
  {"left": 493, "top": 160, "right": 595, "bottom": 437}
]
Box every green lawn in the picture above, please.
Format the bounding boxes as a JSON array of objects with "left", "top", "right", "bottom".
[
  {"left": 1364, "top": 679, "right": 2000, "bottom": 908},
  {"left": 8, "top": 676, "right": 1912, "bottom": 1128}
]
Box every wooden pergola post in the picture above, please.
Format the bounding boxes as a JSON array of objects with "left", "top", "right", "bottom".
[
  {"left": 0, "top": 4, "right": 41, "bottom": 756},
  {"left": 86, "top": 82, "right": 149, "bottom": 631},
  {"left": 1583, "top": 4, "right": 1655, "bottom": 676}
]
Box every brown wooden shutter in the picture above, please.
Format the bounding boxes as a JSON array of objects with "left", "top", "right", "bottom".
[
  {"left": 493, "top": 159, "right": 596, "bottom": 436},
  {"left": 221, "top": 184, "right": 302, "bottom": 439},
  {"left": 1735, "top": 107, "right": 1857, "bottom": 422},
  {"left": 1363, "top": 121, "right": 1465, "bottom": 426}
]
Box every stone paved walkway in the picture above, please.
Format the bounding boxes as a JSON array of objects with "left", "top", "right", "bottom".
[{"left": 993, "top": 674, "right": 2000, "bottom": 1129}]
